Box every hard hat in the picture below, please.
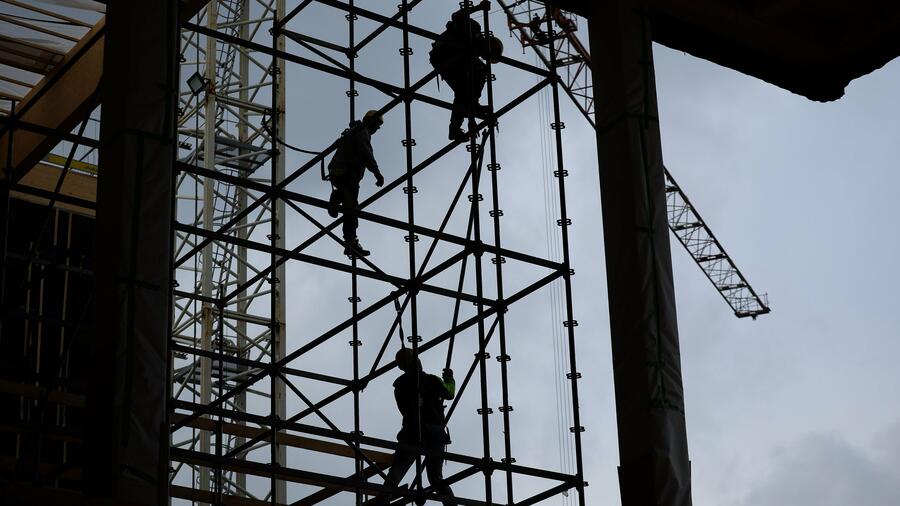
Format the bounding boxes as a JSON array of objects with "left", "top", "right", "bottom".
[
  {"left": 395, "top": 348, "right": 421, "bottom": 372},
  {"left": 363, "top": 109, "right": 383, "bottom": 126}
]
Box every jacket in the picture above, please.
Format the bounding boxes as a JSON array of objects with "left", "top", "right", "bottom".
[
  {"left": 430, "top": 11, "right": 487, "bottom": 72},
  {"left": 393, "top": 370, "right": 456, "bottom": 443},
  {"left": 327, "top": 120, "right": 378, "bottom": 181}
]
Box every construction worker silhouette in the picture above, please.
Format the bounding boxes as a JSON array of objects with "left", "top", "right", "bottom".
[
  {"left": 373, "top": 348, "right": 456, "bottom": 506},
  {"left": 528, "top": 13, "right": 549, "bottom": 45},
  {"left": 326, "top": 110, "right": 385, "bottom": 257},
  {"left": 429, "top": 0, "right": 503, "bottom": 142}
]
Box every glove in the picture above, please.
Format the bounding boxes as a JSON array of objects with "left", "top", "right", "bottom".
[
  {"left": 442, "top": 368, "right": 454, "bottom": 381},
  {"left": 478, "top": 0, "right": 491, "bottom": 10},
  {"left": 374, "top": 172, "right": 385, "bottom": 187}
]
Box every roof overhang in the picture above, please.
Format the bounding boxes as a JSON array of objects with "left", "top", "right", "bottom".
[
  {"left": 1, "top": 0, "right": 211, "bottom": 186},
  {"left": 544, "top": 0, "right": 900, "bottom": 102}
]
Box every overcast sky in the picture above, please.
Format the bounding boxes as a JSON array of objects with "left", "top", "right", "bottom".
[
  {"left": 654, "top": 43, "right": 900, "bottom": 506},
  {"left": 251, "top": 3, "right": 900, "bottom": 505}
]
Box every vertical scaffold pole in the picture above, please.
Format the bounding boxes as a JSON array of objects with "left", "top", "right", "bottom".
[
  {"left": 235, "top": 0, "right": 251, "bottom": 494},
  {"left": 0, "top": 100, "right": 12, "bottom": 340},
  {"left": 465, "top": 2, "right": 493, "bottom": 503},
  {"left": 481, "top": 8, "right": 515, "bottom": 504},
  {"left": 347, "top": 4, "right": 363, "bottom": 504},
  {"left": 270, "top": 1, "right": 288, "bottom": 502},
  {"left": 198, "top": 1, "right": 218, "bottom": 497},
  {"left": 546, "top": 12, "right": 586, "bottom": 506},
  {"left": 348, "top": 3, "right": 367, "bottom": 504},
  {"left": 398, "top": 0, "right": 425, "bottom": 498}
]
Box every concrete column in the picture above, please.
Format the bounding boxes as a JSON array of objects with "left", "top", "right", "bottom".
[
  {"left": 587, "top": 1, "right": 692, "bottom": 505},
  {"left": 87, "top": 0, "right": 178, "bottom": 504}
]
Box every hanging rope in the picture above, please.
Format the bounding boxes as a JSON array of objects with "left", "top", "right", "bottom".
[
  {"left": 260, "top": 112, "right": 327, "bottom": 179},
  {"left": 536, "top": 45, "right": 576, "bottom": 504}
]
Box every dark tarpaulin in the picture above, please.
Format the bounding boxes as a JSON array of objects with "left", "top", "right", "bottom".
[
  {"left": 588, "top": 0, "right": 692, "bottom": 504},
  {"left": 87, "top": 0, "right": 177, "bottom": 504}
]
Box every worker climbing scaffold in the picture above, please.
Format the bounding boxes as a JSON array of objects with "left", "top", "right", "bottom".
[
  {"left": 326, "top": 109, "right": 386, "bottom": 257},
  {"left": 371, "top": 349, "right": 456, "bottom": 506},
  {"left": 429, "top": 0, "right": 504, "bottom": 142}
]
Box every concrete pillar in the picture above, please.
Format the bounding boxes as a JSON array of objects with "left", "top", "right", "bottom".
[
  {"left": 587, "top": 1, "right": 692, "bottom": 505},
  {"left": 87, "top": 0, "right": 178, "bottom": 504}
]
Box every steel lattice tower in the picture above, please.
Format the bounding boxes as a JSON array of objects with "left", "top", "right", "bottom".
[{"left": 173, "top": 0, "right": 287, "bottom": 501}]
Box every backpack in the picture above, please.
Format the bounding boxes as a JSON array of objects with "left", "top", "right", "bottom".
[
  {"left": 429, "top": 28, "right": 454, "bottom": 69},
  {"left": 430, "top": 17, "right": 482, "bottom": 70}
]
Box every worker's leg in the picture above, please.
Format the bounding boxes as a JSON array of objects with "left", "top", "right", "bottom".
[
  {"left": 424, "top": 442, "right": 455, "bottom": 506},
  {"left": 340, "top": 180, "right": 360, "bottom": 241},
  {"left": 442, "top": 69, "right": 467, "bottom": 138},
  {"left": 446, "top": 64, "right": 487, "bottom": 138},
  {"left": 371, "top": 445, "right": 416, "bottom": 505}
]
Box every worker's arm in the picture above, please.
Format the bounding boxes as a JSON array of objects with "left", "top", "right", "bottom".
[
  {"left": 440, "top": 368, "right": 455, "bottom": 400},
  {"left": 356, "top": 130, "right": 384, "bottom": 186}
]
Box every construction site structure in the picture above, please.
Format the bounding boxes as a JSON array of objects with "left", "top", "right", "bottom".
[
  {"left": 9, "top": 0, "right": 897, "bottom": 505},
  {"left": 169, "top": 0, "right": 587, "bottom": 503}
]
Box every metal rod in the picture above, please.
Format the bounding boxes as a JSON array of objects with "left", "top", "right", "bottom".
[{"left": 547, "top": 13, "right": 586, "bottom": 505}]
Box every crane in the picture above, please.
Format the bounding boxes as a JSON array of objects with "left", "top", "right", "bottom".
[{"left": 499, "top": 0, "right": 770, "bottom": 318}]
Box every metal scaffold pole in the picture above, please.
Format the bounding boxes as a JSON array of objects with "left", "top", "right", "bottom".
[{"left": 274, "top": 2, "right": 289, "bottom": 503}]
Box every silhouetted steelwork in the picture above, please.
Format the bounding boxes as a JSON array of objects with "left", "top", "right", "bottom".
[
  {"left": 171, "top": 0, "right": 586, "bottom": 504},
  {"left": 1, "top": 101, "right": 97, "bottom": 497},
  {"left": 173, "top": 0, "right": 287, "bottom": 501},
  {"left": 501, "top": 0, "right": 770, "bottom": 319}
]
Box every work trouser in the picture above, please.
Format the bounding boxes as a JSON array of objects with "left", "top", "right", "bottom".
[
  {"left": 374, "top": 436, "right": 456, "bottom": 506},
  {"left": 441, "top": 62, "right": 487, "bottom": 132},
  {"left": 328, "top": 172, "right": 361, "bottom": 240}
]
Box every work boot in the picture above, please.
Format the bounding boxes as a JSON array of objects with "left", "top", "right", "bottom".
[
  {"left": 344, "top": 238, "right": 370, "bottom": 257},
  {"left": 327, "top": 189, "right": 341, "bottom": 218},
  {"left": 448, "top": 127, "right": 467, "bottom": 143}
]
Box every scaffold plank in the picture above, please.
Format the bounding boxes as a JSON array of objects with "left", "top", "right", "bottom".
[{"left": 170, "top": 414, "right": 393, "bottom": 465}]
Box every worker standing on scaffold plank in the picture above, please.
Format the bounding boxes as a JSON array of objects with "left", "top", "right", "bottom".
[
  {"left": 372, "top": 348, "right": 457, "bottom": 506},
  {"left": 429, "top": 0, "right": 504, "bottom": 142},
  {"left": 326, "top": 110, "right": 385, "bottom": 257}
]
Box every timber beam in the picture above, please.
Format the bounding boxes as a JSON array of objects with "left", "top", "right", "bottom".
[{"left": 0, "top": 0, "right": 212, "bottom": 185}]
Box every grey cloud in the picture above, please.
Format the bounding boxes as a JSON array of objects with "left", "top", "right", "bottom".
[{"left": 740, "top": 432, "right": 900, "bottom": 506}]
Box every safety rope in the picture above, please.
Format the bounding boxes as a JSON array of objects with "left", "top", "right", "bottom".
[
  {"left": 536, "top": 34, "right": 576, "bottom": 504},
  {"left": 260, "top": 112, "right": 327, "bottom": 180}
]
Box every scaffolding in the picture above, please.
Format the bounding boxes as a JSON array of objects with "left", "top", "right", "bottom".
[{"left": 170, "top": 0, "right": 585, "bottom": 504}]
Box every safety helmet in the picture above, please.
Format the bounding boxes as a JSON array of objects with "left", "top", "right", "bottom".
[
  {"left": 395, "top": 348, "right": 421, "bottom": 372},
  {"left": 363, "top": 109, "right": 384, "bottom": 127},
  {"left": 486, "top": 36, "right": 504, "bottom": 63}
]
